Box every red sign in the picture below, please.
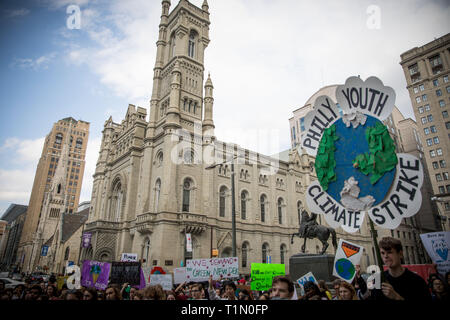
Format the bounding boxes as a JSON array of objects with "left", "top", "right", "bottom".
[
  {"left": 150, "top": 267, "right": 166, "bottom": 275},
  {"left": 383, "top": 264, "right": 436, "bottom": 282}
]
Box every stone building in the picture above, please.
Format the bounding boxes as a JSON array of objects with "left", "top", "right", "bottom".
[
  {"left": 81, "top": 0, "right": 361, "bottom": 276},
  {"left": 17, "top": 117, "right": 90, "bottom": 273},
  {"left": 400, "top": 33, "right": 450, "bottom": 230}
]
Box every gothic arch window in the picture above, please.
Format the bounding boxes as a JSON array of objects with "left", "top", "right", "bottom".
[
  {"left": 57, "top": 184, "right": 62, "bottom": 194},
  {"left": 183, "top": 149, "right": 195, "bottom": 164},
  {"left": 262, "top": 243, "right": 269, "bottom": 263},
  {"left": 182, "top": 178, "right": 193, "bottom": 212},
  {"left": 242, "top": 242, "right": 249, "bottom": 268},
  {"left": 219, "top": 186, "right": 228, "bottom": 217},
  {"left": 64, "top": 247, "right": 70, "bottom": 260},
  {"left": 188, "top": 30, "right": 197, "bottom": 58},
  {"left": 260, "top": 194, "right": 267, "bottom": 223},
  {"left": 111, "top": 180, "right": 123, "bottom": 222},
  {"left": 154, "top": 179, "right": 161, "bottom": 212},
  {"left": 170, "top": 32, "right": 176, "bottom": 58},
  {"left": 280, "top": 244, "right": 287, "bottom": 264},
  {"left": 297, "top": 201, "right": 303, "bottom": 226},
  {"left": 241, "top": 190, "right": 249, "bottom": 220},
  {"left": 156, "top": 150, "right": 163, "bottom": 167},
  {"left": 143, "top": 237, "right": 150, "bottom": 265},
  {"left": 278, "top": 198, "right": 284, "bottom": 224}
]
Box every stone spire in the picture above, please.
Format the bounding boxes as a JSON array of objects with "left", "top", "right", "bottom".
[
  {"left": 202, "top": 0, "right": 209, "bottom": 12},
  {"left": 203, "top": 73, "right": 215, "bottom": 133}
]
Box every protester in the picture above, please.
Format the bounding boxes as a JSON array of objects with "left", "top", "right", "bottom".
[
  {"left": 83, "top": 288, "right": 98, "bottom": 301},
  {"left": 12, "top": 285, "right": 25, "bottom": 300},
  {"left": 143, "top": 284, "right": 166, "bottom": 300},
  {"left": 318, "top": 280, "right": 333, "bottom": 300},
  {"left": 46, "top": 284, "right": 59, "bottom": 300},
  {"left": 258, "top": 291, "right": 270, "bottom": 300},
  {"left": 65, "top": 289, "right": 82, "bottom": 300},
  {"left": 166, "top": 290, "right": 176, "bottom": 300},
  {"left": 105, "top": 286, "right": 122, "bottom": 300},
  {"left": 338, "top": 281, "right": 358, "bottom": 300},
  {"left": 370, "top": 237, "right": 431, "bottom": 300},
  {"left": 270, "top": 276, "right": 295, "bottom": 300},
  {"left": 29, "top": 285, "right": 43, "bottom": 301},
  {"left": 430, "top": 277, "right": 449, "bottom": 301},
  {"left": 133, "top": 290, "right": 144, "bottom": 300},
  {"left": 298, "top": 281, "right": 328, "bottom": 300},
  {"left": 331, "top": 279, "right": 341, "bottom": 300},
  {"left": 190, "top": 282, "right": 206, "bottom": 300},
  {"left": 208, "top": 275, "right": 236, "bottom": 300},
  {"left": 238, "top": 288, "right": 253, "bottom": 300},
  {"left": 354, "top": 265, "right": 369, "bottom": 300}
]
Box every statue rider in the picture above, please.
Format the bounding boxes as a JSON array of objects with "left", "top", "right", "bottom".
[{"left": 299, "top": 211, "right": 319, "bottom": 238}]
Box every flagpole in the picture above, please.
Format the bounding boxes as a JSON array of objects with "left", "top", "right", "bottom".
[{"left": 369, "top": 218, "right": 385, "bottom": 283}]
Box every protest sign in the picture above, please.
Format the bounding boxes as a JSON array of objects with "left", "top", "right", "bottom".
[
  {"left": 250, "top": 263, "right": 285, "bottom": 291},
  {"left": 420, "top": 231, "right": 450, "bottom": 276},
  {"left": 150, "top": 274, "right": 173, "bottom": 291},
  {"left": 110, "top": 261, "right": 141, "bottom": 286},
  {"left": 56, "top": 276, "right": 68, "bottom": 291},
  {"left": 82, "top": 233, "right": 92, "bottom": 248},
  {"left": 120, "top": 253, "right": 138, "bottom": 262},
  {"left": 332, "top": 239, "right": 364, "bottom": 283},
  {"left": 302, "top": 76, "right": 423, "bottom": 233},
  {"left": 81, "top": 260, "right": 111, "bottom": 290},
  {"left": 296, "top": 272, "right": 318, "bottom": 296},
  {"left": 186, "top": 257, "right": 239, "bottom": 282},
  {"left": 173, "top": 267, "right": 187, "bottom": 284}
]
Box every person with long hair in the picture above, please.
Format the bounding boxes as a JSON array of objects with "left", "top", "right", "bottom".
[{"left": 338, "top": 281, "right": 358, "bottom": 300}]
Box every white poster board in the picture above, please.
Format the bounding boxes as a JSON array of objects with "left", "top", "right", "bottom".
[
  {"left": 420, "top": 231, "right": 450, "bottom": 276},
  {"left": 332, "top": 239, "right": 364, "bottom": 283},
  {"left": 186, "top": 257, "right": 239, "bottom": 282},
  {"left": 149, "top": 274, "right": 173, "bottom": 291},
  {"left": 296, "top": 271, "right": 318, "bottom": 296},
  {"left": 120, "top": 253, "right": 138, "bottom": 262},
  {"left": 173, "top": 267, "right": 187, "bottom": 284}
]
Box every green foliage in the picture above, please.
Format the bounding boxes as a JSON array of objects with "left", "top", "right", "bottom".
[
  {"left": 315, "top": 124, "right": 339, "bottom": 191},
  {"left": 352, "top": 122, "right": 398, "bottom": 185}
]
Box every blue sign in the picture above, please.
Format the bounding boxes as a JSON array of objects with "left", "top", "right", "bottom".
[{"left": 41, "top": 245, "right": 49, "bottom": 256}]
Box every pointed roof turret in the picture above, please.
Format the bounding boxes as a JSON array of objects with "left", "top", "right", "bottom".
[{"left": 202, "top": 0, "right": 209, "bottom": 12}]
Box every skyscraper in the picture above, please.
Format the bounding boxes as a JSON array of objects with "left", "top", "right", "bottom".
[
  {"left": 400, "top": 33, "right": 450, "bottom": 231},
  {"left": 17, "top": 117, "right": 89, "bottom": 272}
]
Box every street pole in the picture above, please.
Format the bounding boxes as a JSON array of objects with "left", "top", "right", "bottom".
[{"left": 231, "top": 162, "right": 236, "bottom": 258}]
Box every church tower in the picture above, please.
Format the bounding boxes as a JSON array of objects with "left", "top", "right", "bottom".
[{"left": 147, "top": 0, "right": 211, "bottom": 137}]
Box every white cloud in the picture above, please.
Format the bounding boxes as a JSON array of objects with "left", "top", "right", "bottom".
[
  {"left": 59, "top": 0, "right": 449, "bottom": 154},
  {"left": 10, "top": 52, "right": 57, "bottom": 71},
  {"left": 79, "top": 135, "right": 102, "bottom": 204}
]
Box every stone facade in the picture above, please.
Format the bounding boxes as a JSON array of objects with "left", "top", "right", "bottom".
[{"left": 83, "top": 0, "right": 376, "bottom": 276}]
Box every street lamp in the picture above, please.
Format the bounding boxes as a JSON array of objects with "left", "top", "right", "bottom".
[{"left": 206, "top": 155, "right": 239, "bottom": 257}]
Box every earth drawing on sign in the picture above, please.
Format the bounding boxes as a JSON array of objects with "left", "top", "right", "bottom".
[{"left": 335, "top": 258, "right": 355, "bottom": 281}]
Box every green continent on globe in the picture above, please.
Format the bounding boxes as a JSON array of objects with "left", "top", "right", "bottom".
[
  {"left": 352, "top": 121, "right": 398, "bottom": 185},
  {"left": 315, "top": 124, "right": 339, "bottom": 191}
]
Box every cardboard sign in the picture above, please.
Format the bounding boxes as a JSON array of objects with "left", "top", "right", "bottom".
[
  {"left": 296, "top": 272, "right": 318, "bottom": 296},
  {"left": 80, "top": 260, "right": 111, "bottom": 290},
  {"left": 173, "top": 267, "right": 187, "bottom": 284},
  {"left": 186, "top": 257, "right": 239, "bottom": 282},
  {"left": 150, "top": 274, "right": 173, "bottom": 291},
  {"left": 302, "top": 76, "right": 423, "bottom": 232},
  {"left": 121, "top": 253, "right": 138, "bottom": 262},
  {"left": 420, "top": 231, "right": 450, "bottom": 276},
  {"left": 250, "top": 263, "right": 285, "bottom": 291},
  {"left": 332, "top": 239, "right": 364, "bottom": 283},
  {"left": 110, "top": 261, "right": 141, "bottom": 286}
]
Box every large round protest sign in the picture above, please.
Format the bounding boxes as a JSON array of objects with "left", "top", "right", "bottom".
[{"left": 302, "top": 76, "right": 424, "bottom": 232}]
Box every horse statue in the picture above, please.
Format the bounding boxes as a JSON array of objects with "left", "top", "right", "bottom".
[{"left": 291, "top": 209, "right": 337, "bottom": 255}]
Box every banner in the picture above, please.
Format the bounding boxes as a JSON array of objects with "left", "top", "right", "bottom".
[
  {"left": 186, "top": 233, "right": 192, "bottom": 252},
  {"left": 420, "top": 231, "right": 450, "bottom": 276},
  {"left": 186, "top": 257, "right": 239, "bottom": 282},
  {"left": 150, "top": 274, "right": 173, "bottom": 290},
  {"left": 296, "top": 272, "right": 318, "bottom": 296},
  {"left": 173, "top": 267, "right": 187, "bottom": 284},
  {"left": 110, "top": 262, "right": 141, "bottom": 286},
  {"left": 80, "top": 260, "right": 111, "bottom": 290},
  {"left": 120, "top": 253, "right": 138, "bottom": 262},
  {"left": 332, "top": 239, "right": 364, "bottom": 283},
  {"left": 82, "top": 233, "right": 92, "bottom": 248},
  {"left": 250, "top": 263, "right": 285, "bottom": 291}
]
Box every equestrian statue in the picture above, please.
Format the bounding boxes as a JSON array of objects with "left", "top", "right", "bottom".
[{"left": 291, "top": 209, "right": 337, "bottom": 255}]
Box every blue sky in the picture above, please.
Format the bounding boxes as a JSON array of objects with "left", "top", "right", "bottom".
[{"left": 0, "top": 0, "right": 449, "bottom": 215}]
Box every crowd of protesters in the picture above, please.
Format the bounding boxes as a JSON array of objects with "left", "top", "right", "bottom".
[{"left": 1, "top": 237, "right": 449, "bottom": 301}]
